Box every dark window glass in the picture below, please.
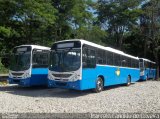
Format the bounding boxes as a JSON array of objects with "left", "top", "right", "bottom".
[
  {"left": 144, "top": 61, "right": 149, "bottom": 68},
  {"left": 49, "top": 49, "right": 81, "bottom": 72},
  {"left": 136, "top": 60, "right": 139, "bottom": 68},
  {"left": 97, "top": 49, "right": 106, "bottom": 64},
  {"left": 114, "top": 54, "right": 121, "bottom": 66},
  {"left": 121, "top": 56, "right": 127, "bottom": 67},
  {"left": 126, "top": 58, "right": 131, "bottom": 67},
  {"left": 132, "top": 59, "right": 139, "bottom": 68},
  {"left": 106, "top": 51, "right": 113, "bottom": 65},
  {"left": 32, "top": 50, "right": 49, "bottom": 68},
  {"left": 82, "top": 46, "right": 96, "bottom": 68},
  {"left": 10, "top": 46, "right": 31, "bottom": 71}
]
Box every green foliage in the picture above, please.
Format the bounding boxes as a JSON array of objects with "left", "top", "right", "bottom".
[
  {"left": 0, "top": 0, "right": 57, "bottom": 52},
  {"left": 97, "top": 0, "right": 143, "bottom": 49},
  {"left": 49, "top": 0, "right": 94, "bottom": 42},
  {"left": 0, "top": 58, "right": 8, "bottom": 74},
  {"left": 0, "top": 26, "right": 12, "bottom": 38},
  {"left": 0, "top": 0, "right": 160, "bottom": 76},
  {"left": 140, "top": 0, "right": 160, "bottom": 78},
  {"left": 76, "top": 26, "right": 107, "bottom": 45}
]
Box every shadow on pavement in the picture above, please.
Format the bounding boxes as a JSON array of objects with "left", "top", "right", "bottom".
[{"left": 0, "top": 83, "right": 135, "bottom": 98}]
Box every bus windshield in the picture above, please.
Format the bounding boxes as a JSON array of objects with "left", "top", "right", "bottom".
[
  {"left": 10, "top": 46, "right": 31, "bottom": 71},
  {"left": 49, "top": 49, "right": 81, "bottom": 72}
]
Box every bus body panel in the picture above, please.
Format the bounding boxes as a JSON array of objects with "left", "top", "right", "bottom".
[
  {"left": 48, "top": 65, "right": 140, "bottom": 90},
  {"left": 48, "top": 79, "right": 82, "bottom": 90},
  {"left": 8, "top": 68, "right": 48, "bottom": 87},
  {"left": 8, "top": 77, "right": 31, "bottom": 87},
  {"left": 30, "top": 68, "right": 48, "bottom": 86},
  {"left": 140, "top": 68, "right": 156, "bottom": 80},
  {"left": 81, "top": 65, "right": 140, "bottom": 90},
  {"left": 139, "top": 58, "right": 156, "bottom": 81},
  {"left": 147, "top": 68, "right": 156, "bottom": 79}
]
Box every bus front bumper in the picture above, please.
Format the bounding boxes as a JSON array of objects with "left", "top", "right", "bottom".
[
  {"left": 8, "top": 77, "right": 31, "bottom": 87},
  {"left": 48, "top": 79, "right": 81, "bottom": 90}
]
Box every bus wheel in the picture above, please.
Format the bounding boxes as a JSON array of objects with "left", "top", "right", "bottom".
[
  {"left": 146, "top": 75, "right": 148, "bottom": 81},
  {"left": 126, "top": 76, "right": 131, "bottom": 86},
  {"left": 94, "top": 77, "right": 104, "bottom": 93}
]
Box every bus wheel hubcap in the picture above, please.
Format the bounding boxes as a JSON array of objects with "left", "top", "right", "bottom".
[
  {"left": 97, "top": 80, "right": 102, "bottom": 91},
  {"left": 127, "top": 78, "right": 131, "bottom": 85}
]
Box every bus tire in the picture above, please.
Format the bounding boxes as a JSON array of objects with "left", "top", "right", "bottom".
[
  {"left": 146, "top": 75, "right": 148, "bottom": 81},
  {"left": 126, "top": 76, "right": 131, "bottom": 86},
  {"left": 94, "top": 77, "right": 104, "bottom": 93}
]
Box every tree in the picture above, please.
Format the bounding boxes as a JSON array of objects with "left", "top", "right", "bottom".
[
  {"left": 140, "top": 0, "right": 160, "bottom": 79},
  {"left": 97, "top": 0, "right": 143, "bottom": 50},
  {"left": 76, "top": 25, "right": 107, "bottom": 45},
  {"left": 50, "top": 0, "right": 94, "bottom": 42},
  {"left": 0, "top": 0, "right": 56, "bottom": 52}
]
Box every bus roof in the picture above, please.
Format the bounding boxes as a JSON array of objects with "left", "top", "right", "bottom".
[
  {"left": 14, "top": 45, "right": 50, "bottom": 50},
  {"left": 54, "top": 39, "right": 139, "bottom": 60},
  {"left": 139, "top": 58, "right": 156, "bottom": 64}
]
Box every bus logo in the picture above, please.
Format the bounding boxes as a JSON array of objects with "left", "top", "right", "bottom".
[{"left": 115, "top": 67, "right": 120, "bottom": 76}]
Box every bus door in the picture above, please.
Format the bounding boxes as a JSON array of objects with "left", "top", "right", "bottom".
[
  {"left": 82, "top": 46, "right": 97, "bottom": 89},
  {"left": 139, "top": 59, "right": 144, "bottom": 77}
]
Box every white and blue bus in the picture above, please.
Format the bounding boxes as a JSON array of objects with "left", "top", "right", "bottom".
[
  {"left": 48, "top": 39, "right": 140, "bottom": 92},
  {"left": 8, "top": 45, "right": 50, "bottom": 87},
  {"left": 139, "top": 58, "right": 156, "bottom": 81}
]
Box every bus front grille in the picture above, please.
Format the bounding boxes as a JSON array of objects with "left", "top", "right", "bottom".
[
  {"left": 55, "top": 78, "right": 61, "bottom": 81},
  {"left": 52, "top": 73, "right": 72, "bottom": 78},
  {"left": 11, "top": 73, "right": 24, "bottom": 76}
]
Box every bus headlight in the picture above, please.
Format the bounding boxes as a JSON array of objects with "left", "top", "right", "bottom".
[
  {"left": 9, "top": 72, "right": 12, "bottom": 78},
  {"left": 48, "top": 71, "right": 53, "bottom": 80},
  {"left": 48, "top": 74, "right": 52, "bottom": 80},
  {"left": 71, "top": 74, "right": 78, "bottom": 81},
  {"left": 23, "top": 72, "right": 30, "bottom": 79}
]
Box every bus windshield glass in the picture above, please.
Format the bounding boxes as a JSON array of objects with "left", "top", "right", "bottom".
[
  {"left": 49, "top": 49, "right": 81, "bottom": 72},
  {"left": 10, "top": 46, "right": 31, "bottom": 71}
]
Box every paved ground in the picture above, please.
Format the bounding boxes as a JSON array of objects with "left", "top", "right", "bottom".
[{"left": 0, "top": 80, "right": 160, "bottom": 114}]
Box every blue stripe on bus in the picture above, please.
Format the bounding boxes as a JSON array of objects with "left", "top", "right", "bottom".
[
  {"left": 140, "top": 68, "right": 156, "bottom": 81},
  {"left": 48, "top": 65, "right": 140, "bottom": 90},
  {"left": 8, "top": 77, "right": 31, "bottom": 87},
  {"left": 8, "top": 68, "right": 48, "bottom": 87}
]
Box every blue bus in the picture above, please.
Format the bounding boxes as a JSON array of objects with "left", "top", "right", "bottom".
[
  {"left": 8, "top": 45, "right": 50, "bottom": 87},
  {"left": 48, "top": 39, "right": 140, "bottom": 92},
  {"left": 139, "top": 58, "right": 156, "bottom": 81}
]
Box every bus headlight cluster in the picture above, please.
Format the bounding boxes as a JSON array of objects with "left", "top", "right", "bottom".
[
  {"left": 70, "top": 74, "right": 78, "bottom": 81},
  {"left": 23, "top": 72, "right": 30, "bottom": 79},
  {"left": 8, "top": 72, "right": 13, "bottom": 78},
  {"left": 48, "top": 71, "right": 53, "bottom": 80}
]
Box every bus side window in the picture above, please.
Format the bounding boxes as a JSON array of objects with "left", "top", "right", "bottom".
[
  {"left": 136, "top": 60, "right": 139, "bottom": 68},
  {"left": 114, "top": 54, "right": 121, "bottom": 66},
  {"left": 106, "top": 51, "right": 113, "bottom": 65},
  {"left": 97, "top": 49, "right": 106, "bottom": 64},
  {"left": 126, "top": 58, "right": 131, "bottom": 67},
  {"left": 82, "top": 46, "right": 96, "bottom": 68},
  {"left": 121, "top": 56, "right": 126, "bottom": 67},
  {"left": 32, "top": 50, "right": 49, "bottom": 68}
]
